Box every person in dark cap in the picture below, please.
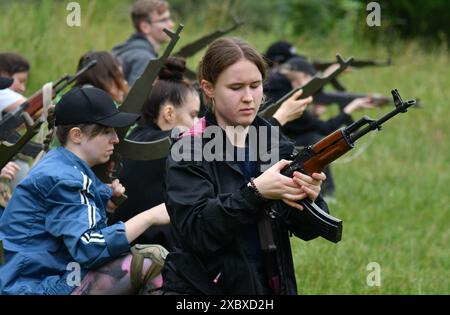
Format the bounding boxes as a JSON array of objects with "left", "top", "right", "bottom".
[
  {"left": 0, "top": 86, "right": 170, "bottom": 295},
  {"left": 264, "top": 40, "right": 302, "bottom": 68}
]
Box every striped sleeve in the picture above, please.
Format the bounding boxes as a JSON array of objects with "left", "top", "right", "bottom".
[{"left": 44, "top": 174, "right": 129, "bottom": 269}]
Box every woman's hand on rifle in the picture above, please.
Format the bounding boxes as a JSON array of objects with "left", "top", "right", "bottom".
[
  {"left": 251, "top": 160, "right": 326, "bottom": 211},
  {"left": 292, "top": 171, "right": 326, "bottom": 202},
  {"left": 106, "top": 179, "right": 126, "bottom": 211},
  {"left": 272, "top": 90, "right": 313, "bottom": 125}
]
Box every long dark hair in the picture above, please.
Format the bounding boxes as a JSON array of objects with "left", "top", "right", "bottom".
[{"left": 75, "top": 51, "right": 128, "bottom": 98}]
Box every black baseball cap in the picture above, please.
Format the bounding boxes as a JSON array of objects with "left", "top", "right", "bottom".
[
  {"left": 284, "top": 56, "right": 317, "bottom": 76},
  {"left": 0, "top": 77, "right": 13, "bottom": 89},
  {"left": 265, "top": 41, "right": 299, "bottom": 66},
  {"left": 55, "top": 86, "right": 140, "bottom": 127}
]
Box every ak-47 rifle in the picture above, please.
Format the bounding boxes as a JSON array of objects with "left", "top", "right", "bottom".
[
  {"left": 313, "top": 57, "right": 392, "bottom": 72},
  {"left": 92, "top": 25, "right": 184, "bottom": 205},
  {"left": 0, "top": 112, "right": 43, "bottom": 170},
  {"left": 312, "top": 57, "right": 392, "bottom": 92},
  {"left": 173, "top": 17, "right": 244, "bottom": 80},
  {"left": 280, "top": 89, "right": 416, "bottom": 243},
  {"left": 314, "top": 90, "right": 421, "bottom": 111},
  {"left": 0, "top": 60, "right": 97, "bottom": 170},
  {"left": 259, "top": 54, "right": 354, "bottom": 119}
]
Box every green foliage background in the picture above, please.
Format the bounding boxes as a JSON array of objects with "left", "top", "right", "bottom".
[{"left": 0, "top": 0, "right": 448, "bottom": 294}]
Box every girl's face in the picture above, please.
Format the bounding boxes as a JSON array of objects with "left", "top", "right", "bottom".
[
  {"left": 203, "top": 59, "right": 263, "bottom": 128},
  {"left": 171, "top": 90, "right": 200, "bottom": 129},
  {"left": 79, "top": 127, "right": 119, "bottom": 167}
]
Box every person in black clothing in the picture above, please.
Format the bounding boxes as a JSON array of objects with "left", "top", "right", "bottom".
[
  {"left": 109, "top": 57, "right": 200, "bottom": 250},
  {"left": 264, "top": 56, "right": 374, "bottom": 197},
  {"left": 161, "top": 37, "right": 327, "bottom": 295}
]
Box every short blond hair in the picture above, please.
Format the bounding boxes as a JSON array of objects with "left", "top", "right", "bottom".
[{"left": 131, "top": 0, "right": 169, "bottom": 32}]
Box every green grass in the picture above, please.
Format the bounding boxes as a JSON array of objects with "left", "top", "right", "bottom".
[
  {"left": 292, "top": 41, "right": 450, "bottom": 294},
  {"left": 1, "top": 0, "right": 449, "bottom": 294}
]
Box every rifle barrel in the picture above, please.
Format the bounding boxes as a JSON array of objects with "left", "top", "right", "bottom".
[
  {"left": 54, "top": 59, "right": 97, "bottom": 94},
  {"left": 349, "top": 90, "right": 416, "bottom": 142}
]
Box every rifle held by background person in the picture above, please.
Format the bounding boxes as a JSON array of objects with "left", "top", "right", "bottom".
[
  {"left": 313, "top": 57, "right": 391, "bottom": 91},
  {"left": 259, "top": 54, "right": 354, "bottom": 119},
  {"left": 0, "top": 60, "right": 97, "bottom": 166},
  {"left": 313, "top": 57, "right": 392, "bottom": 72},
  {"left": 314, "top": 90, "right": 421, "bottom": 111},
  {"left": 22, "top": 59, "right": 97, "bottom": 119}
]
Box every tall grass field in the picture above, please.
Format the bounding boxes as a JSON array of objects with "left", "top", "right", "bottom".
[{"left": 1, "top": 0, "right": 448, "bottom": 294}]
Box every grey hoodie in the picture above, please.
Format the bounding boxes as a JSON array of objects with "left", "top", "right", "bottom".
[{"left": 112, "top": 33, "right": 157, "bottom": 86}]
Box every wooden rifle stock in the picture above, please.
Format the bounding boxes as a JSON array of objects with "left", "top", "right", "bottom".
[
  {"left": 24, "top": 60, "right": 97, "bottom": 119},
  {"left": 280, "top": 130, "right": 349, "bottom": 243},
  {"left": 280, "top": 89, "right": 416, "bottom": 243}
]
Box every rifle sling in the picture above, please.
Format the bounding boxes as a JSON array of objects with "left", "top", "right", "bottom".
[{"left": 257, "top": 210, "right": 281, "bottom": 294}]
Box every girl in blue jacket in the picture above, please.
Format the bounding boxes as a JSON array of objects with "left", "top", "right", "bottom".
[{"left": 0, "top": 86, "right": 170, "bottom": 294}]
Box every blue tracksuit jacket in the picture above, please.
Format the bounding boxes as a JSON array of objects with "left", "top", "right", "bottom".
[{"left": 0, "top": 147, "right": 130, "bottom": 294}]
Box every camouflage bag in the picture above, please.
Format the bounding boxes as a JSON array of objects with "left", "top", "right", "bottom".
[{"left": 130, "top": 244, "right": 168, "bottom": 295}]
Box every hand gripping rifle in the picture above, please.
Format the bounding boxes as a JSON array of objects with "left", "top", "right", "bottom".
[
  {"left": 0, "top": 60, "right": 97, "bottom": 170},
  {"left": 259, "top": 54, "right": 354, "bottom": 119},
  {"left": 92, "top": 25, "right": 184, "bottom": 205},
  {"left": 280, "top": 89, "right": 416, "bottom": 243}
]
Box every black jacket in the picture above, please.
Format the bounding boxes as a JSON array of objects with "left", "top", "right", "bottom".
[
  {"left": 109, "top": 122, "right": 175, "bottom": 250},
  {"left": 162, "top": 111, "right": 329, "bottom": 294}
]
